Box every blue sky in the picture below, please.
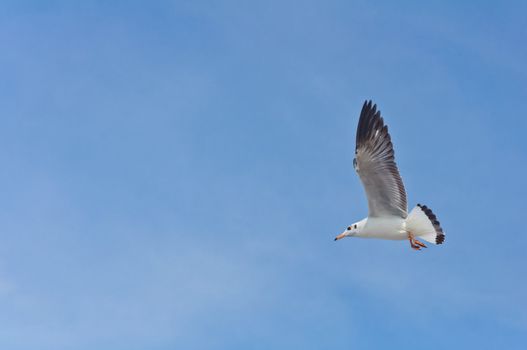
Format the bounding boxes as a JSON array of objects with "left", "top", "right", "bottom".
[{"left": 1, "top": 1, "right": 526, "bottom": 349}]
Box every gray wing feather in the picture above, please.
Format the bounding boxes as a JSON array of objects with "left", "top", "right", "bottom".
[{"left": 354, "top": 101, "right": 407, "bottom": 218}]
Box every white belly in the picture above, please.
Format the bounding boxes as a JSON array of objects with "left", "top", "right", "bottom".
[{"left": 359, "top": 216, "right": 407, "bottom": 240}]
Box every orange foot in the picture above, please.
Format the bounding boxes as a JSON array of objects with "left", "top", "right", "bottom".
[{"left": 408, "top": 234, "right": 427, "bottom": 251}]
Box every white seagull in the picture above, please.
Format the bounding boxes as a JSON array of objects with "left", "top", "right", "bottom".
[{"left": 335, "top": 100, "right": 445, "bottom": 250}]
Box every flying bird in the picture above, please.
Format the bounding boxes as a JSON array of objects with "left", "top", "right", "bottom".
[{"left": 335, "top": 100, "right": 444, "bottom": 250}]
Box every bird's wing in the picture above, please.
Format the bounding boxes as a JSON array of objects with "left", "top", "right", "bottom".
[{"left": 353, "top": 100, "right": 407, "bottom": 218}]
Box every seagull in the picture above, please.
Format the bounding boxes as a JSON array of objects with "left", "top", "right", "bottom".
[{"left": 334, "top": 100, "right": 444, "bottom": 250}]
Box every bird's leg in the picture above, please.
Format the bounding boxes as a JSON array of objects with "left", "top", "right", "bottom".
[
  {"left": 407, "top": 233, "right": 422, "bottom": 251},
  {"left": 413, "top": 239, "right": 427, "bottom": 249}
]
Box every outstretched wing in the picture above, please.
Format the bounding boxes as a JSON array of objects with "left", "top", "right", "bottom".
[{"left": 353, "top": 100, "right": 407, "bottom": 218}]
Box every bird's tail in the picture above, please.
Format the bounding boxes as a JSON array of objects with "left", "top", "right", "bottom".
[{"left": 406, "top": 204, "right": 445, "bottom": 244}]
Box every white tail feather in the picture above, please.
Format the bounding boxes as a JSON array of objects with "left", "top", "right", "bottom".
[{"left": 406, "top": 204, "right": 445, "bottom": 245}]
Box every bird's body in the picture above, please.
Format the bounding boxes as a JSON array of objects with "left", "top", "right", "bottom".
[
  {"left": 354, "top": 216, "right": 406, "bottom": 240},
  {"left": 335, "top": 101, "right": 445, "bottom": 250}
]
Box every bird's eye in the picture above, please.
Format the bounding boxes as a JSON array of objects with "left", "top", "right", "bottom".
[
  {"left": 354, "top": 224, "right": 357, "bottom": 229},
  {"left": 347, "top": 226, "right": 352, "bottom": 231}
]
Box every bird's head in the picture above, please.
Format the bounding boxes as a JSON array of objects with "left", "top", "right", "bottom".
[{"left": 334, "top": 221, "right": 363, "bottom": 241}]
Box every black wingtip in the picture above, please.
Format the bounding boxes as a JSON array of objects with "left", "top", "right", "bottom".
[
  {"left": 362, "top": 99, "right": 374, "bottom": 110},
  {"left": 418, "top": 204, "right": 445, "bottom": 245},
  {"left": 356, "top": 99, "right": 383, "bottom": 149}
]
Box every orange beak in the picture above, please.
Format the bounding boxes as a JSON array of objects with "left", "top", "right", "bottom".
[{"left": 334, "top": 232, "right": 346, "bottom": 241}]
